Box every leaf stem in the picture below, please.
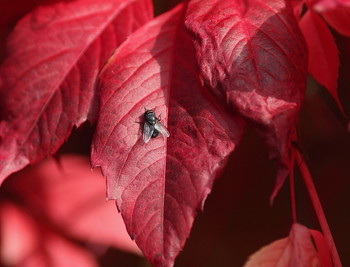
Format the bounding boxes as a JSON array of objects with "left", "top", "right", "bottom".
[
  {"left": 293, "top": 148, "right": 342, "bottom": 267},
  {"left": 289, "top": 151, "right": 297, "bottom": 223}
]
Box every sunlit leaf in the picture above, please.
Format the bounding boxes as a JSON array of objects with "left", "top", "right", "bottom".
[{"left": 92, "top": 3, "right": 243, "bottom": 266}]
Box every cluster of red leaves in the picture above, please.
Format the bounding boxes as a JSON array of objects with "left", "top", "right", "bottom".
[{"left": 0, "top": 0, "right": 349, "bottom": 266}]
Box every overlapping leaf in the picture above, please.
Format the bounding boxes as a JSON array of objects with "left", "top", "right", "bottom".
[
  {"left": 0, "top": 0, "right": 153, "bottom": 184},
  {"left": 299, "top": 10, "right": 341, "bottom": 109},
  {"left": 310, "top": 0, "right": 350, "bottom": 37},
  {"left": 92, "top": 3, "right": 243, "bottom": 266},
  {"left": 185, "top": 0, "right": 308, "bottom": 201}
]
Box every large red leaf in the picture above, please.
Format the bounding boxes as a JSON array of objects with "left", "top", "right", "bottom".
[
  {"left": 243, "top": 223, "right": 328, "bottom": 267},
  {"left": 299, "top": 10, "right": 341, "bottom": 109},
  {"left": 92, "top": 3, "right": 243, "bottom": 266},
  {"left": 0, "top": 0, "right": 153, "bottom": 184},
  {"left": 185, "top": 0, "right": 308, "bottom": 201}
]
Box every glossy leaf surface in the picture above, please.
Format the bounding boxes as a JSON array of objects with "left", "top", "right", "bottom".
[{"left": 92, "top": 3, "right": 243, "bottom": 266}]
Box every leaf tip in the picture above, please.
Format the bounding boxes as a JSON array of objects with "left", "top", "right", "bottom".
[{"left": 270, "top": 166, "right": 289, "bottom": 205}]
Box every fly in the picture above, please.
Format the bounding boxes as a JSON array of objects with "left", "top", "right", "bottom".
[{"left": 143, "top": 108, "right": 170, "bottom": 143}]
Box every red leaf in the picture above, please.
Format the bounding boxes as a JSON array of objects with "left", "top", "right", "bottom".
[
  {"left": 0, "top": 0, "right": 63, "bottom": 59},
  {"left": 3, "top": 155, "right": 141, "bottom": 255},
  {"left": 92, "top": 3, "right": 243, "bottom": 266},
  {"left": 0, "top": 0, "right": 153, "bottom": 184},
  {"left": 321, "top": 9, "right": 350, "bottom": 37},
  {"left": 292, "top": 1, "right": 305, "bottom": 20},
  {"left": 0, "top": 203, "right": 98, "bottom": 267},
  {"left": 299, "top": 10, "right": 341, "bottom": 110},
  {"left": 243, "top": 223, "right": 324, "bottom": 267},
  {"left": 309, "top": 0, "right": 350, "bottom": 37},
  {"left": 185, "top": 0, "right": 308, "bottom": 202}
]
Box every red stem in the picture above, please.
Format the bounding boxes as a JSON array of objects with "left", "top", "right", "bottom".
[
  {"left": 293, "top": 148, "right": 342, "bottom": 267},
  {"left": 289, "top": 151, "right": 297, "bottom": 223}
]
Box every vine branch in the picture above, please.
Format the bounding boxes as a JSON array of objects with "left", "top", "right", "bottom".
[{"left": 293, "top": 148, "right": 341, "bottom": 267}]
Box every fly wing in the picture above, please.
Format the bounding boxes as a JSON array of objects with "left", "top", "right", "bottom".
[
  {"left": 154, "top": 121, "right": 170, "bottom": 138},
  {"left": 143, "top": 122, "right": 154, "bottom": 143}
]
